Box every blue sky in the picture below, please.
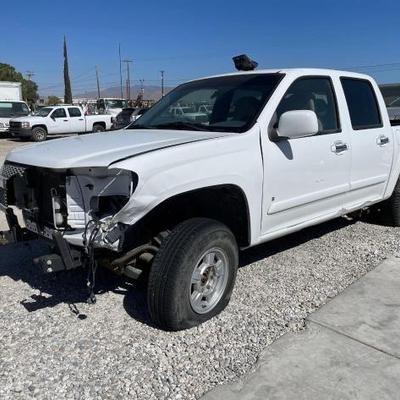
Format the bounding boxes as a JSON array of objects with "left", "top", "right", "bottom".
[{"left": 1, "top": 0, "right": 400, "bottom": 96}]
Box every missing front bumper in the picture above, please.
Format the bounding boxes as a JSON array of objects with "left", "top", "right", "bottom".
[{"left": 1, "top": 207, "right": 83, "bottom": 273}]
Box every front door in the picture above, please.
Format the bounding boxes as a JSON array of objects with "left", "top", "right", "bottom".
[
  {"left": 261, "top": 76, "right": 351, "bottom": 235},
  {"left": 48, "top": 107, "right": 70, "bottom": 134}
]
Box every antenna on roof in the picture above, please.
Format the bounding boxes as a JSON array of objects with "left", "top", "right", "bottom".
[{"left": 232, "top": 54, "right": 258, "bottom": 71}]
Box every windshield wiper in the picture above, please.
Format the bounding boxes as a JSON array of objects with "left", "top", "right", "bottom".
[{"left": 152, "top": 121, "right": 208, "bottom": 131}]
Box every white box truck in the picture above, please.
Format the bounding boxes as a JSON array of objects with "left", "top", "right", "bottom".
[{"left": 0, "top": 81, "right": 30, "bottom": 134}]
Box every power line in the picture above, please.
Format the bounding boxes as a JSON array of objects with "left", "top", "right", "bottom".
[
  {"left": 344, "top": 61, "right": 400, "bottom": 70},
  {"left": 26, "top": 70, "right": 35, "bottom": 80}
]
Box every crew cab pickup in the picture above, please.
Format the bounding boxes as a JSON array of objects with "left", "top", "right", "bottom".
[
  {"left": 2, "top": 68, "right": 400, "bottom": 331},
  {"left": 9, "top": 105, "right": 113, "bottom": 141}
]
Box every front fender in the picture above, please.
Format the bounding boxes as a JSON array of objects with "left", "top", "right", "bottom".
[{"left": 110, "top": 128, "right": 263, "bottom": 245}]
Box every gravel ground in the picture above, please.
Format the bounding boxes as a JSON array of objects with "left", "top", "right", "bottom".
[{"left": 1, "top": 137, "right": 400, "bottom": 399}]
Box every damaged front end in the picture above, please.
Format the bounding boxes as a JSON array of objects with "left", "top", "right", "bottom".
[{"left": 0, "top": 162, "right": 138, "bottom": 274}]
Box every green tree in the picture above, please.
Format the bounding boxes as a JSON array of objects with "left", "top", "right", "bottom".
[
  {"left": 0, "top": 63, "right": 38, "bottom": 105},
  {"left": 63, "top": 36, "right": 72, "bottom": 104},
  {"left": 47, "top": 95, "right": 60, "bottom": 105},
  {"left": 22, "top": 80, "right": 38, "bottom": 104}
]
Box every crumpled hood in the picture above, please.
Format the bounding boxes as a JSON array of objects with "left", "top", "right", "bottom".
[{"left": 5, "top": 129, "right": 230, "bottom": 169}]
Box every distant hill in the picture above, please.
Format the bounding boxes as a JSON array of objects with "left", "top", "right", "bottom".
[{"left": 75, "top": 84, "right": 173, "bottom": 101}]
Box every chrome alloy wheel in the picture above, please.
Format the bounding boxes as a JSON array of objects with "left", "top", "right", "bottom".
[{"left": 189, "top": 248, "right": 229, "bottom": 314}]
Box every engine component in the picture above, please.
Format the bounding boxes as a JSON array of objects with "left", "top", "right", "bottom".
[{"left": 51, "top": 189, "right": 65, "bottom": 228}]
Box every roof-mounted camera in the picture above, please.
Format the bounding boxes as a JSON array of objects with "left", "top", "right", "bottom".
[{"left": 232, "top": 54, "right": 258, "bottom": 71}]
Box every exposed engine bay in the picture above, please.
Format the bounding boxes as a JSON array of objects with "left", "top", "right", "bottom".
[
  {"left": 0, "top": 162, "right": 158, "bottom": 300},
  {"left": 0, "top": 162, "right": 137, "bottom": 251}
]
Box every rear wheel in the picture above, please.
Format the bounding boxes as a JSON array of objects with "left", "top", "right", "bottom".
[
  {"left": 31, "top": 127, "right": 47, "bottom": 142},
  {"left": 92, "top": 124, "right": 105, "bottom": 133},
  {"left": 381, "top": 179, "right": 400, "bottom": 226},
  {"left": 147, "top": 218, "right": 239, "bottom": 331}
]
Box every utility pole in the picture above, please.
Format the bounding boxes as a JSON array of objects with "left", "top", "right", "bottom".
[
  {"left": 122, "top": 59, "right": 133, "bottom": 100},
  {"left": 95, "top": 66, "right": 101, "bottom": 98},
  {"left": 160, "top": 70, "right": 165, "bottom": 97},
  {"left": 63, "top": 36, "right": 72, "bottom": 104},
  {"left": 139, "top": 79, "right": 144, "bottom": 96},
  {"left": 26, "top": 71, "right": 35, "bottom": 81},
  {"left": 118, "top": 44, "right": 123, "bottom": 99}
]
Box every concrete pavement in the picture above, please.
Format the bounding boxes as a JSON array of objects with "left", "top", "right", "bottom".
[{"left": 202, "top": 256, "right": 400, "bottom": 400}]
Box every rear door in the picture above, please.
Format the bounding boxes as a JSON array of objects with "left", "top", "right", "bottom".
[
  {"left": 68, "top": 107, "right": 85, "bottom": 132},
  {"left": 340, "top": 77, "right": 394, "bottom": 207},
  {"left": 48, "top": 107, "right": 70, "bottom": 134},
  {"left": 261, "top": 76, "right": 351, "bottom": 234}
]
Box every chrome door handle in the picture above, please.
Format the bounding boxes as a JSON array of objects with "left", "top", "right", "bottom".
[
  {"left": 78, "top": 118, "right": 84, "bottom": 121},
  {"left": 331, "top": 141, "right": 348, "bottom": 154},
  {"left": 63, "top": 119, "right": 68, "bottom": 122},
  {"left": 377, "top": 135, "right": 389, "bottom": 146}
]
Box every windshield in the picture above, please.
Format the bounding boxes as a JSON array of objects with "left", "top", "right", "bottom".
[
  {"left": 105, "top": 99, "right": 127, "bottom": 109},
  {"left": 0, "top": 101, "right": 30, "bottom": 118},
  {"left": 128, "top": 73, "right": 283, "bottom": 133},
  {"left": 34, "top": 107, "right": 53, "bottom": 117}
]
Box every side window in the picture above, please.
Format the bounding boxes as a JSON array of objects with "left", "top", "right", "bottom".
[
  {"left": 12, "top": 102, "right": 30, "bottom": 115},
  {"left": 341, "top": 78, "right": 382, "bottom": 130},
  {"left": 68, "top": 107, "right": 82, "bottom": 117},
  {"left": 51, "top": 108, "right": 67, "bottom": 119},
  {"left": 276, "top": 77, "right": 340, "bottom": 134},
  {"left": 21, "top": 103, "right": 30, "bottom": 114}
]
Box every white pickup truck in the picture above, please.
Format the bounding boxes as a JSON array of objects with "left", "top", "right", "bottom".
[
  {"left": 9, "top": 105, "right": 113, "bottom": 141},
  {"left": 1, "top": 68, "right": 400, "bottom": 331}
]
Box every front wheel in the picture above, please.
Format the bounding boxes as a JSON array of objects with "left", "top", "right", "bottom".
[
  {"left": 147, "top": 218, "right": 239, "bottom": 331},
  {"left": 31, "top": 127, "right": 47, "bottom": 142}
]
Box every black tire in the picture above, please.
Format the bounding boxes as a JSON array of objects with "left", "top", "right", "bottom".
[
  {"left": 31, "top": 126, "right": 47, "bottom": 142},
  {"left": 382, "top": 179, "right": 400, "bottom": 226},
  {"left": 92, "top": 124, "right": 105, "bottom": 133},
  {"left": 147, "top": 218, "right": 238, "bottom": 331}
]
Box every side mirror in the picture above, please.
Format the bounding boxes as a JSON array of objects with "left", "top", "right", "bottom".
[{"left": 277, "top": 110, "right": 318, "bottom": 139}]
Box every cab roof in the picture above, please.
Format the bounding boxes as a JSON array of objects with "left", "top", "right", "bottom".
[{"left": 188, "top": 68, "right": 374, "bottom": 83}]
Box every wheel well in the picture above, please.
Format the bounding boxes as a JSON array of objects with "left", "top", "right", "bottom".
[
  {"left": 32, "top": 124, "right": 47, "bottom": 132},
  {"left": 93, "top": 122, "right": 105, "bottom": 129},
  {"left": 124, "top": 185, "right": 251, "bottom": 249}
]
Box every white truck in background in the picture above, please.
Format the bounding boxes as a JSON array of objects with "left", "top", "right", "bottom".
[
  {"left": 2, "top": 68, "right": 400, "bottom": 331},
  {"left": 9, "top": 105, "right": 113, "bottom": 141},
  {"left": 0, "top": 81, "right": 30, "bottom": 134},
  {"left": 386, "top": 97, "right": 400, "bottom": 122},
  {"left": 96, "top": 98, "right": 127, "bottom": 116}
]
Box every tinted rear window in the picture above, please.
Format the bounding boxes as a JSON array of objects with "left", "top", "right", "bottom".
[
  {"left": 341, "top": 78, "right": 382, "bottom": 130},
  {"left": 68, "top": 107, "right": 82, "bottom": 117}
]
